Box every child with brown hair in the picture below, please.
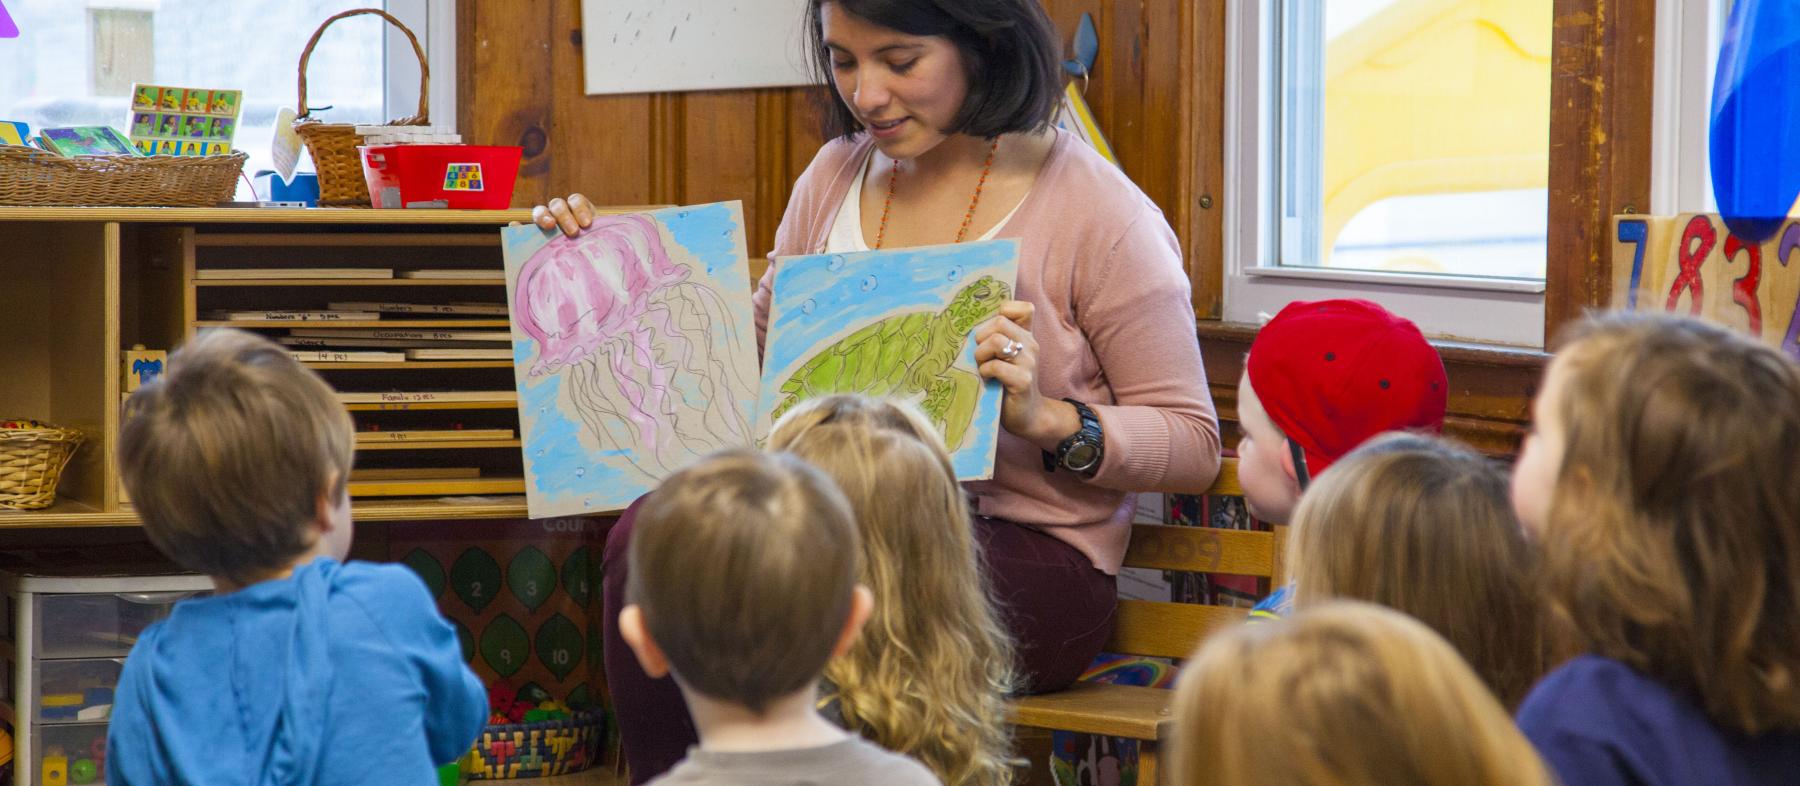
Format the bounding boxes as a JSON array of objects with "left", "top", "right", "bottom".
[
  {"left": 1170, "top": 601, "right": 1554, "bottom": 786},
  {"left": 1512, "top": 312, "right": 1800, "bottom": 785},
  {"left": 107, "top": 328, "right": 486, "bottom": 785},
  {"left": 618, "top": 449, "right": 938, "bottom": 785},
  {"left": 1284, "top": 432, "right": 1542, "bottom": 709},
  {"left": 767, "top": 395, "right": 1016, "bottom": 786}
]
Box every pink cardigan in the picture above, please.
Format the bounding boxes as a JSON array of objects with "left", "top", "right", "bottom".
[{"left": 754, "top": 130, "right": 1222, "bottom": 574}]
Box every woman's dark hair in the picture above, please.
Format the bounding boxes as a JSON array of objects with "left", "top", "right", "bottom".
[{"left": 804, "top": 0, "right": 1064, "bottom": 141}]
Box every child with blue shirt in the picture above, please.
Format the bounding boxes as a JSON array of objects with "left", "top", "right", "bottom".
[
  {"left": 1511, "top": 313, "right": 1800, "bottom": 786},
  {"left": 109, "top": 328, "right": 487, "bottom": 786}
]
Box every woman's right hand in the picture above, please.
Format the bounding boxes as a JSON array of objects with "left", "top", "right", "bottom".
[{"left": 531, "top": 194, "right": 598, "bottom": 237}]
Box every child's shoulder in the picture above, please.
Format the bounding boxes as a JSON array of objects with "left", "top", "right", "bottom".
[{"left": 325, "top": 560, "right": 441, "bottom": 624}]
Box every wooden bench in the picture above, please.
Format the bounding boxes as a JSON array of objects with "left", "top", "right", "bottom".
[{"left": 1009, "top": 457, "right": 1286, "bottom": 785}]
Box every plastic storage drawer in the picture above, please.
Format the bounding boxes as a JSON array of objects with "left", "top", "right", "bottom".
[
  {"left": 33, "top": 592, "right": 194, "bottom": 660},
  {"left": 34, "top": 659, "right": 121, "bottom": 725}
]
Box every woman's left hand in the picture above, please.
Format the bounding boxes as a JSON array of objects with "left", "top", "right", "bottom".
[{"left": 975, "top": 301, "right": 1078, "bottom": 451}]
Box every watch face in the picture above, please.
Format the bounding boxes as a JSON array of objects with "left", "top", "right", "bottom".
[{"left": 1064, "top": 442, "right": 1101, "bottom": 471}]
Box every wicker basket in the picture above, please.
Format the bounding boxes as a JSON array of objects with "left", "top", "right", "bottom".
[
  {"left": 0, "top": 421, "right": 83, "bottom": 510},
  {"left": 466, "top": 710, "right": 606, "bottom": 780},
  {"left": 0, "top": 145, "right": 246, "bottom": 207},
  {"left": 293, "top": 8, "right": 429, "bottom": 207}
]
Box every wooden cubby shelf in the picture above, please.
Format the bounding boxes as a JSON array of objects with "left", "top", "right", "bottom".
[
  {"left": 0, "top": 206, "right": 586, "bottom": 529},
  {"left": 195, "top": 279, "right": 505, "bottom": 287},
  {"left": 195, "top": 320, "right": 511, "bottom": 329}
]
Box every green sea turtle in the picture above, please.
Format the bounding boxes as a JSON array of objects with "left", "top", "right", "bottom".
[{"left": 771, "top": 275, "right": 1011, "bottom": 450}]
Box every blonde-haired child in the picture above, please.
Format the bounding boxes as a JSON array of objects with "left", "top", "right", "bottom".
[
  {"left": 1513, "top": 312, "right": 1800, "bottom": 785},
  {"left": 768, "top": 395, "right": 1016, "bottom": 786},
  {"left": 1286, "top": 432, "right": 1542, "bottom": 708},
  {"left": 1170, "top": 600, "right": 1554, "bottom": 786}
]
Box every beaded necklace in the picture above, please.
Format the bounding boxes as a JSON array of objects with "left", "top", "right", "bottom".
[{"left": 872, "top": 138, "right": 1000, "bottom": 249}]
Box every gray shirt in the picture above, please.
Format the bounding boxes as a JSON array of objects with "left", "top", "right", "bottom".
[{"left": 645, "top": 737, "right": 941, "bottom": 786}]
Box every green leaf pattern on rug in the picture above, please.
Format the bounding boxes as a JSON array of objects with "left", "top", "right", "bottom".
[
  {"left": 561, "top": 546, "right": 592, "bottom": 607},
  {"left": 451, "top": 547, "right": 502, "bottom": 613},
  {"left": 480, "top": 613, "right": 529, "bottom": 678},
  {"left": 566, "top": 683, "right": 591, "bottom": 710},
  {"left": 455, "top": 619, "right": 475, "bottom": 664},
  {"left": 401, "top": 548, "right": 446, "bottom": 600},
  {"left": 535, "top": 613, "right": 584, "bottom": 681},
  {"left": 509, "top": 546, "right": 555, "bottom": 613}
]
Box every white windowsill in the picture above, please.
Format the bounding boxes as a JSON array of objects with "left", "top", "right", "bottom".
[{"left": 1243, "top": 265, "right": 1547, "bottom": 294}]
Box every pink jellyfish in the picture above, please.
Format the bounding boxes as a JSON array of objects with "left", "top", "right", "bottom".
[{"left": 515, "top": 214, "right": 754, "bottom": 480}]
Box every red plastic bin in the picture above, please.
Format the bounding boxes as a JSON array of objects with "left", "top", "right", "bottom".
[{"left": 359, "top": 144, "right": 522, "bottom": 210}]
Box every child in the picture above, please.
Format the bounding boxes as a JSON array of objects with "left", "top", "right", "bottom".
[
  {"left": 617, "top": 449, "right": 940, "bottom": 785},
  {"left": 1512, "top": 313, "right": 1800, "bottom": 785},
  {"left": 1237, "top": 299, "right": 1448, "bottom": 617},
  {"left": 1170, "top": 601, "right": 1554, "bottom": 786},
  {"left": 768, "top": 395, "right": 1016, "bottom": 786},
  {"left": 1285, "top": 432, "right": 1541, "bottom": 708},
  {"left": 109, "top": 328, "right": 486, "bottom": 785}
]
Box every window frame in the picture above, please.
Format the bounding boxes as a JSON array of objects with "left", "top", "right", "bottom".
[
  {"left": 382, "top": 0, "right": 456, "bottom": 132},
  {"left": 1221, "top": 0, "right": 1548, "bottom": 347}
]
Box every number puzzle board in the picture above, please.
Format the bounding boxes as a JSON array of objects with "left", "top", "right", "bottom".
[
  {"left": 386, "top": 519, "right": 607, "bottom": 710},
  {"left": 1611, "top": 214, "right": 1800, "bottom": 359}
]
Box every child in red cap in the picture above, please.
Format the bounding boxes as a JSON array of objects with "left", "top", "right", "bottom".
[{"left": 1236, "top": 299, "right": 1448, "bottom": 619}]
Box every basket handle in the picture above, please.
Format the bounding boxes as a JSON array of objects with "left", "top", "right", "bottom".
[{"left": 296, "top": 7, "right": 429, "bottom": 125}]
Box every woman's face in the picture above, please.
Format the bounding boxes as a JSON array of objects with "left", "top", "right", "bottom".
[{"left": 820, "top": 2, "right": 970, "bottom": 161}]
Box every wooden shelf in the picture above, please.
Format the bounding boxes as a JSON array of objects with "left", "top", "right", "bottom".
[
  {"left": 355, "top": 439, "right": 523, "bottom": 451},
  {"left": 350, "top": 476, "right": 525, "bottom": 497},
  {"left": 0, "top": 499, "right": 114, "bottom": 528},
  {"left": 0, "top": 498, "right": 536, "bottom": 527},
  {"left": 193, "top": 233, "right": 503, "bottom": 247},
  {"left": 0, "top": 207, "right": 541, "bottom": 224},
  {"left": 305, "top": 361, "right": 513, "bottom": 370},
  {"left": 197, "top": 319, "right": 509, "bottom": 329},
  {"left": 196, "top": 278, "right": 504, "bottom": 287},
  {"left": 343, "top": 400, "right": 518, "bottom": 412}
]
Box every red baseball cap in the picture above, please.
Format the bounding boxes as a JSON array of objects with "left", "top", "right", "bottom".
[{"left": 1245, "top": 299, "right": 1448, "bottom": 479}]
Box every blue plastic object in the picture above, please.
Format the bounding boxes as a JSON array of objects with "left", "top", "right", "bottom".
[
  {"left": 253, "top": 170, "right": 320, "bottom": 207},
  {"left": 1709, "top": 0, "right": 1800, "bottom": 243},
  {"left": 1063, "top": 13, "right": 1099, "bottom": 77}
]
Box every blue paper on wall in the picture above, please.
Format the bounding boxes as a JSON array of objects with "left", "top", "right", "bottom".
[{"left": 1710, "top": 0, "right": 1800, "bottom": 242}]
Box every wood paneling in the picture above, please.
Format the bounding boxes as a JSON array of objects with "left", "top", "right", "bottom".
[
  {"left": 456, "top": 0, "right": 1199, "bottom": 272},
  {"left": 1545, "top": 0, "right": 1656, "bottom": 338}
]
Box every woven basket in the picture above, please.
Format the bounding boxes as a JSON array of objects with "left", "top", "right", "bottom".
[
  {"left": 0, "top": 145, "right": 246, "bottom": 207},
  {"left": 0, "top": 421, "right": 83, "bottom": 510},
  {"left": 293, "top": 8, "right": 429, "bottom": 207},
  {"left": 466, "top": 710, "right": 606, "bottom": 780}
]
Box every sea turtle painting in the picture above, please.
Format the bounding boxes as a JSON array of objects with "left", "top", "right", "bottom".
[{"left": 770, "top": 275, "right": 1011, "bottom": 450}]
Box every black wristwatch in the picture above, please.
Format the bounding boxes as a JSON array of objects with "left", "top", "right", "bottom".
[{"left": 1043, "top": 399, "right": 1105, "bottom": 476}]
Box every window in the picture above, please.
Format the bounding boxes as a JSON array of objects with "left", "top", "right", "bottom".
[
  {"left": 1651, "top": 0, "right": 1733, "bottom": 214},
  {"left": 1225, "top": 0, "right": 1553, "bottom": 346},
  {"left": 0, "top": 0, "right": 454, "bottom": 198}
]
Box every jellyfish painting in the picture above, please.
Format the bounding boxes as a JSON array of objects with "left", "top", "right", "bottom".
[{"left": 510, "top": 208, "right": 758, "bottom": 497}]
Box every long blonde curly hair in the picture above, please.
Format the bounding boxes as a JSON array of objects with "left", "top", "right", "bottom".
[{"left": 769, "top": 395, "right": 1018, "bottom": 786}]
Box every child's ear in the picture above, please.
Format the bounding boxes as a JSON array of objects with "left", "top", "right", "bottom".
[
  {"left": 618, "top": 605, "right": 671, "bottom": 679},
  {"left": 831, "top": 585, "right": 875, "bottom": 659},
  {"left": 1278, "top": 439, "right": 1302, "bottom": 487},
  {"left": 311, "top": 470, "right": 346, "bottom": 536}
]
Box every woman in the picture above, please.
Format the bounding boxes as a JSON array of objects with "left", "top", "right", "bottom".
[{"left": 538, "top": 0, "right": 1220, "bottom": 779}]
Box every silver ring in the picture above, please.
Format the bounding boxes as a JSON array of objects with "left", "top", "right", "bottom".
[{"left": 999, "top": 339, "right": 1022, "bottom": 361}]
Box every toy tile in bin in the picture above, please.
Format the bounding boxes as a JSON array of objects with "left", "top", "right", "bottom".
[
  {"left": 361, "top": 144, "right": 522, "bottom": 209},
  {"left": 0, "top": 420, "right": 83, "bottom": 510}
]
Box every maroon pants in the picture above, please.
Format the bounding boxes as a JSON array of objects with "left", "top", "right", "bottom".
[{"left": 601, "top": 498, "right": 1118, "bottom": 783}]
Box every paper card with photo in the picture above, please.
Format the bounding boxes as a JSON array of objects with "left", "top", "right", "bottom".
[
  {"left": 183, "top": 89, "right": 209, "bottom": 113},
  {"left": 209, "top": 90, "right": 240, "bottom": 116},
  {"left": 158, "top": 88, "right": 182, "bottom": 111},
  {"left": 129, "top": 113, "right": 154, "bottom": 137},
  {"left": 132, "top": 85, "right": 159, "bottom": 110}
]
